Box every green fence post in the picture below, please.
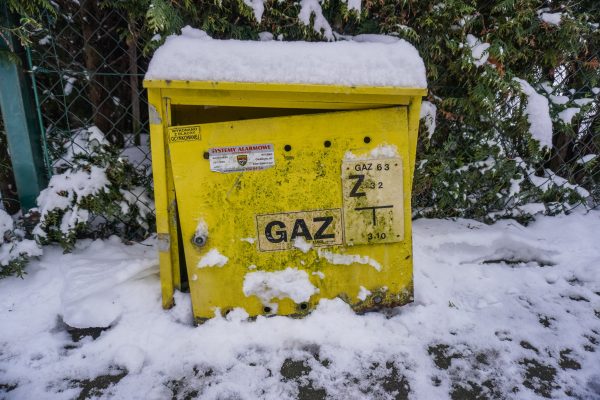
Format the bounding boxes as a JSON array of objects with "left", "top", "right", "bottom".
[{"left": 0, "top": 9, "right": 48, "bottom": 211}]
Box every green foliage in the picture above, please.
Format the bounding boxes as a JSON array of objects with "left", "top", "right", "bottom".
[{"left": 1, "top": 0, "right": 54, "bottom": 48}]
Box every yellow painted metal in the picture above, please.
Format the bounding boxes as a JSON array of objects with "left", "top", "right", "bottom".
[
  {"left": 144, "top": 80, "right": 425, "bottom": 317},
  {"left": 168, "top": 107, "right": 415, "bottom": 320}
]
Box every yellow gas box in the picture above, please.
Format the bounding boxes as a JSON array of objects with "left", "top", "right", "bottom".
[{"left": 144, "top": 36, "right": 427, "bottom": 322}]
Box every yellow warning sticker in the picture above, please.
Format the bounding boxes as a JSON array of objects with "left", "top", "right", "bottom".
[
  {"left": 341, "top": 157, "right": 404, "bottom": 245},
  {"left": 168, "top": 125, "right": 201, "bottom": 142}
]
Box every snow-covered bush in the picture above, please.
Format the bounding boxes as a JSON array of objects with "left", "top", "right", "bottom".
[
  {"left": 33, "top": 127, "right": 154, "bottom": 252},
  {"left": 0, "top": 209, "right": 42, "bottom": 278}
]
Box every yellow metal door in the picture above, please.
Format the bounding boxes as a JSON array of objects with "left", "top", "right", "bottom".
[{"left": 168, "top": 107, "right": 414, "bottom": 321}]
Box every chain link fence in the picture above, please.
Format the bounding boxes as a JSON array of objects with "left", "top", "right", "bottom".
[
  {"left": 2, "top": 2, "right": 598, "bottom": 242},
  {"left": 23, "top": 3, "right": 154, "bottom": 240}
]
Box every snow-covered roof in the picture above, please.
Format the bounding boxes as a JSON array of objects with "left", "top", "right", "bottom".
[{"left": 145, "top": 27, "right": 427, "bottom": 88}]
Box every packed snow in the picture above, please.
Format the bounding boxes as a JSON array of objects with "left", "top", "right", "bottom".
[
  {"left": 420, "top": 100, "right": 437, "bottom": 139},
  {"left": 0, "top": 210, "right": 42, "bottom": 268},
  {"left": 197, "top": 248, "right": 229, "bottom": 268},
  {"left": 514, "top": 78, "right": 553, "bottom": 149},
  {"left": 34, "top": 166, "right": 110, "bottom": 236},
  {"left": 344, "top": 144, "right": 399, "bottom": 160},
  {"left": 242, "top": 267, "right": 318, "bottom": 305},
  {"left": 243, "top": 0, "right": 265, "bottom": 21},
  {"left": 317, "top": 249, "right": 383, "bottom": 271},
  {"left": 357, "top": 286, "right": 371, "bottom": 301},
  {"left": 145, "top": 27, "right": 427, "bottom": 88},
  {"left": 1, "top": 212, "right": 600, "bottom": 399},
  {"left": 292, "top": 237, "right": 313, "bottom": 253},
  {"left": 558, "top": 107, "right": 581, "bottom": 124},
  {"left": 539, "top": 12, "right": 563, "bottom": 26},
  {"left": 299, "top": 0, "right": 333, "bottom": 40},
  {"left": 466, "top": 34, "right": 490, "bottom": 67}
]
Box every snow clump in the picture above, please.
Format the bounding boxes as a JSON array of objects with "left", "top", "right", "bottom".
[
  {"left": 514, "top": 78, "right": 553, "bottom": 149},
  {"left": 146, "top": 27, "right": 427, "bottom": 88},
  {"left": 198, "top": 248, "right": 229, "bottom": 268},
  {"left": 242, "top": 267, "right": 317, "bottom": 304}
]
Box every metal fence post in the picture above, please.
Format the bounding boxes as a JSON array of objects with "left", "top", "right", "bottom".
[{"left": 0, "top": 8, "right": 48, "bottom": 211}]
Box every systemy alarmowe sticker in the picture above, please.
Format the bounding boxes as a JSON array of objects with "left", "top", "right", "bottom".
[{"left": 208, "top": 144, "right": 275, "bottom": 173}]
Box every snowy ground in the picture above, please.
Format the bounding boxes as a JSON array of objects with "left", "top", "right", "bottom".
[{"left": 1, "top": 211, "right": 599, "bottom": 400}]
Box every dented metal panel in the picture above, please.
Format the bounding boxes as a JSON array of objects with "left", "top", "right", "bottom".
[{"left": 167, "top": 107, "right": 415, "bottom": 320}]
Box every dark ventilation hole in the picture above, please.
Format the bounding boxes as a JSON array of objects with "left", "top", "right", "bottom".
[
  {"left": 364, "top": 136, "right": 371, "bottom": 144},
  {"left": 263, "top": 306, "right": 272, "bottom": 313},
  {"left": 300, "top": 302, "right": 308, "bottom": 310},
  {"left": 284, "top": 144, "right": 292, "bottom": 152},
  {"left": 324, "top": 140, "right": 331, "bottom": 148},
  {"left": 203, "top": 151, "right": 210, "bottom": 160}
]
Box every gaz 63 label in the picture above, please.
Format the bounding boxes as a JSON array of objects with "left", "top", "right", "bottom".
[{"left": 341, "top": 157, "right": 404, "bottom": 245}]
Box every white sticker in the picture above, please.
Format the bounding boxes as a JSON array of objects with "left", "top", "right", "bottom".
[{"left": 209, "top": 144, "right": 275, "bottom": 173}]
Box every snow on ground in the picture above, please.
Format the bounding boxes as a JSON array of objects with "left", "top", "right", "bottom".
[{"left": 1, "top": 211, "right": 600, "bottom": 399}]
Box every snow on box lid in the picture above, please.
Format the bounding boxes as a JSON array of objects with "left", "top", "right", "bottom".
[{"left": 145, "top": 27, "right": 427, "bottom": 88}]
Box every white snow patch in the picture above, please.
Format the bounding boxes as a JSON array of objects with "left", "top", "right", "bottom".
[
  {"left": 60, "top": 237, "right": 158, "bottom": 328},
  {"left": 299, "top": 0, "right": 333, "bottom": 40},
  {"left": 574, "top": 98, "right": 594, "bottom": 106},
  {"left": 293, "top": 237, "right": 313, "bottom": 253},
  {"left": 242, "top": 267, "right": 317, "bottom": 304},
  {"left": 558, "top": 107, "right": 581, "bottom": 124},
  {"left": 35, "top": 166, "right": 110, "bottom": 236},
  {"left": 258, "top": 32, "right": 273, "bottom": 41},
  {"left": 197, "top": 248, "right": 229, "bottom": 268},
  {"left": 344, "top": 144, "right": 398, "bottom": 160},
  {"left": 318, "top": 249, "right": 382, "bottom": 271},
  {"left": 341, "top": 0, "right": 361, "bottom": 12},
  {"left": 146, "top": 27, "right": 427, "bottom": 88},
  {"left": 466, "top": 34, "right": 490, "bottom": 67},
  {"left": 195, "top": 219, "right": 208, "bottom": 241},
  {"left": 225, "top": 307, "right": 250, "bottom": 322},
  {"left": 420, "top": 100, "right": 437, "bottom": 139},
  {"left": 243, "top": 0, "right": 265, "bottom": 21},
  {"left": 53, "top": 126, "right": 109, "bottom": 169},
  {"left": 576, "top": 154, "right": 597, "bottom": 165},
  {"left": 357, "top": 286, "right": 371, "bottom": 301},
  {"left": 549, "top": 94, "right": 569, "bottom": 105},
  {"left": 514, "top": 78, "right": 553, "bottom": 149},
  {"left": 0, "top": 237, "right": 43, "bottom": 267},
  {"left": 63, "top": 75, "right": 76, "bottom": 96},
  {"left": 0, "top": 209, "right": 13, "bottom": 238},
  {"left": 312, "top": 271, "right": 325, "bottom": 279},
  {"left": 114, "top": 345, "right": 145, "bottom": 374},
  {"left": 540, "top": 12, "right": 562, "bottom": 26},
  {"left": 38, "top": 35, "right": 51, "bottom": 45}
]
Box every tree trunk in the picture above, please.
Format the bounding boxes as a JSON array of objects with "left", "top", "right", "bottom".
[
  {"left": 127, "top": 24, "right": 141, "bottom": 146},
  {"left": 80, "top": 0, "right": 123, "bottom": 147}
]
